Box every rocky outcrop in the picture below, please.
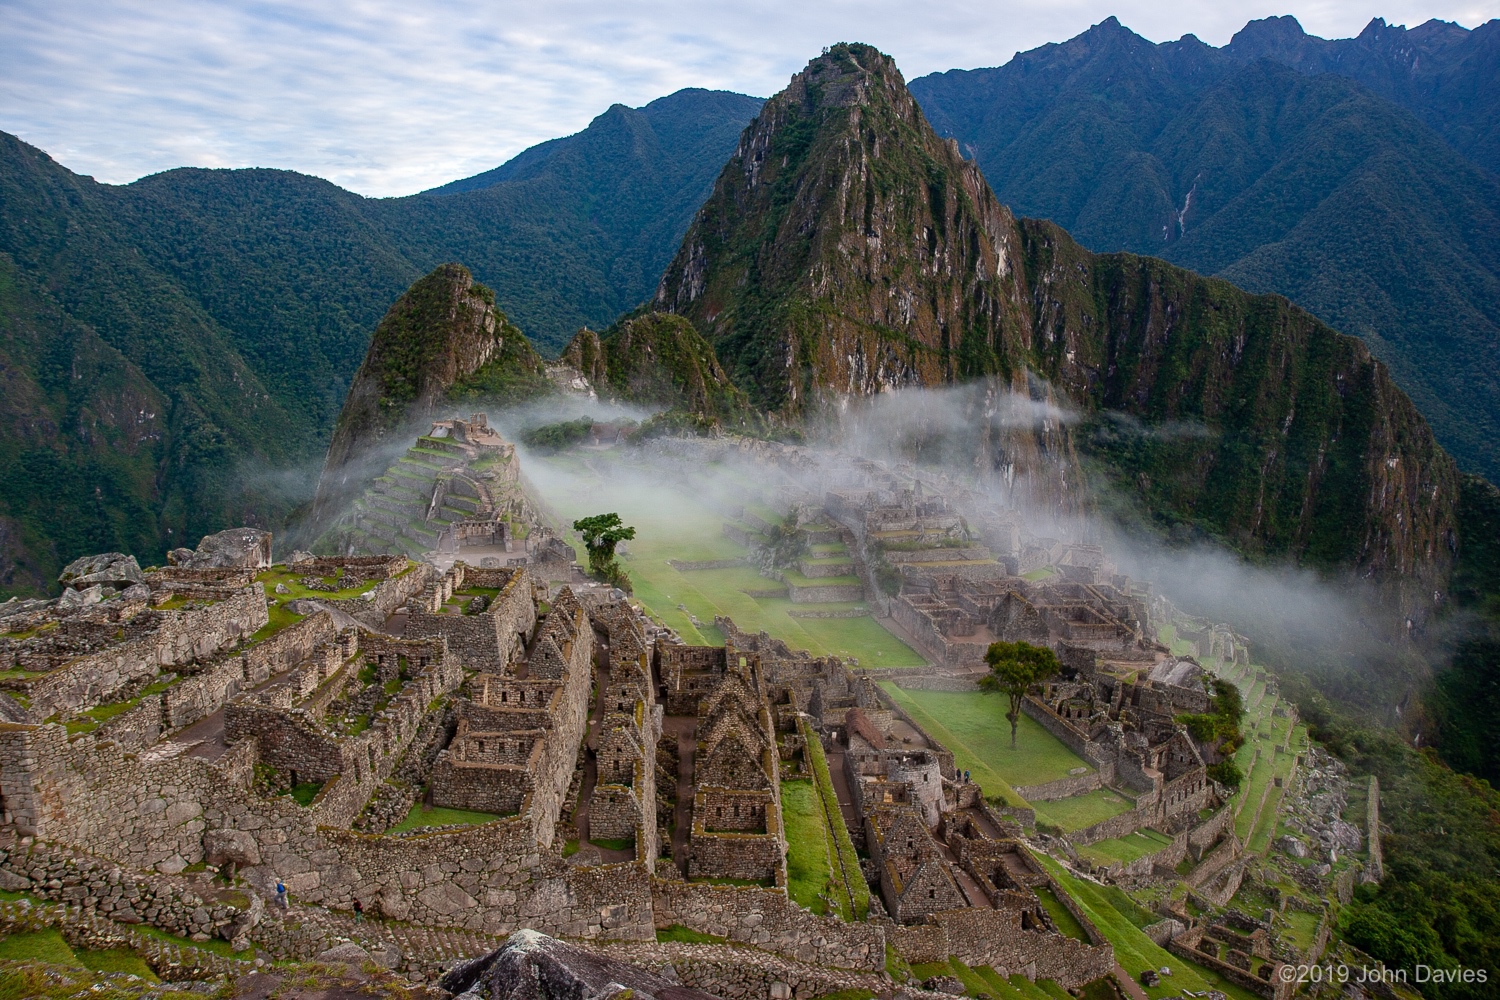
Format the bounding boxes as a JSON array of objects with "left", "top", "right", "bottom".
[
  {"left": 167, "top": 527, "right": 273, "bottom": 570},
  {"left": 562, "top": 314, "right": 753, "bottom": 424},
  {"left": 441, "top": 929, "right": 721, "bottom": 1000},
  {"left": 58, "top": 553, "right": 146, "bottom": 591},
  {"left": 312, "top": 264, "right": 551, "bottom": 526}
]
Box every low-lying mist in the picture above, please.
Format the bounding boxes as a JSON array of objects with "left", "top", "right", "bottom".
[{"left": 277, "top": 379, "right": 1444, "bottom": 729}]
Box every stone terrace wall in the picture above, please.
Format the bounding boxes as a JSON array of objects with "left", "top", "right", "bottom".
[
  {"left": 23, "top": 587, "right": 268, "bottom": 721},
  {"left": 0, "top": 717, "right": 664, "bottom": 940},
  {"left": 595, "top": 940, "right": 906, "bottom": 1000},
  {"left": 96, "top": 694, "right": 164, "bottom": 749},
  {"left": 890, "top": 906, "right": 1114, "bottom": 988},
  {"left": 651, "top": 879, "right": 884, "bottom": 971},
  {"left": 1015, "top": 771, "right": 1102, "bottom": 802}
]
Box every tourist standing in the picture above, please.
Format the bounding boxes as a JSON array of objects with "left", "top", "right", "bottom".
[
  {"left": 353, "top": 898, "right": 364, "bottom": 923},
  {"left": 276, "top": 879, "right": 288, "bottom": 910}
]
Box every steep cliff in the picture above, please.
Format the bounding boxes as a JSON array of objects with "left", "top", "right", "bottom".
[
  {"left": 313, "top": 264, "right": 550, "bottom": 522},
  {"left": 657, "top": 44, "right": 1461, "bottom": 608},
  {"left": 656, "top": 44, "right": 1033, "bottom": 414},
  {"left": 561, "top": 312, "right": 753, "bottom": 423}
]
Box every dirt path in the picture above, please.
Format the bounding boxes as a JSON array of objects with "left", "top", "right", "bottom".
[{"left": 1114, "top": 965, "right": 1149, "bottom": 1000}]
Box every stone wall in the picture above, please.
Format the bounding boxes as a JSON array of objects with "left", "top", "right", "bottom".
[
  {"left": 889, "top": 905, "right": 1114, "bottom": 988},
  {"left": 1014, "top": 771, "right": 1102, "bottom": 802},
  {"left": 95, "top": 694, "right": 164, "bottom": 749},
  {"left": 21, "top": 587, "right": 269, "bottom": 721},
  {"left": 651, "top": 879, "right": 884, "bottom": 972}
]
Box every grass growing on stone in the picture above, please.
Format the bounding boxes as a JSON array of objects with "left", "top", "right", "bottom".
[
  {"left": 1033, "top": 790, "right": 1135, "bottom": 834},
  {"left": 1036, "top": 856, "right": 1261, "bottom": 1000},
  {"left": 655, "top": 925, "right": 725, "bottom": 945},
  {"left": 801, "top": 718, "right": 871, "bottom": 920},
  {"left": 876, "top": 686, "right": 1080, "bottom": 807},
  {"left": 781, "top": 779, "right": 836, "bottom": 915},
  {"left": 0, "top": 930, "right": 79, "bottom": 965},
  {"left": 387, "top": 803, "right": 504, "bottom": 834},
  {"left": 1075, "top": 829, "right": 1175, "bottom": 867}
]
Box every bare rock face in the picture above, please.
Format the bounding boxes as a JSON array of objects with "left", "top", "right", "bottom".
[
  {"left": 170, "top": 527, "right": 273, "bottom": 569},
  {"left": 58, "top": 552, "right": 145, "bottom": 591},
  {"left": 440, "top": 929, "right": 722, "bottom": 1000}
]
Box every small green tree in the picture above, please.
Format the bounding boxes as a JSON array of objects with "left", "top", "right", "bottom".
[
  {"left": 572, "top": 513, "right": 636, "bottom": 578},
  {"left": 979, "top": 640, "right": 1061, "bottom": 750}
]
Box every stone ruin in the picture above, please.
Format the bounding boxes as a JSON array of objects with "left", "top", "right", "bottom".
[{"left": 0, "top": 434, "right": 1144, "bottom": 993}]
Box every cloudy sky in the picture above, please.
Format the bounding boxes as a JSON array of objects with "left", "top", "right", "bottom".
[{"left": 2, "top": 0, "right": 1496, "bottom": 197}]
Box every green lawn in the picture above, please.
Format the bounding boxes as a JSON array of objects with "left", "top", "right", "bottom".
[
  {"left": 879, "top": 686, "right": 1090, "bottom": 799},
  {"left": 1037, "top": 856, "right": 1262, "bottom": 1000},
  {"left": 0, "top": 930, "right": 78, "bottom": 965},
  {"left": 1034, "top": 884, "right": 1091, "bottom": 941},
  {"left": 533, "top": 455, "right": 925, "bottom": 666},
  {"left": 386, "top": 803, "right": 505, "bottom": 834},
  {"left": 1076, "top": 829, "right": 1174, "bottom": 867},
  {"left": 1038, "top": 791, "right": 1128, "bottom": 839},
  {"left": 782, "top": 780, "right": 835, "bottom": 915},
  {"left": 1034, "top": 789, "right": 1134, "bottom": 833}
]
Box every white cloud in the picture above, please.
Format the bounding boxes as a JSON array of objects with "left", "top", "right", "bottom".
[{"left": 1, "top": 0, "right": 1495, "bottom": 196}]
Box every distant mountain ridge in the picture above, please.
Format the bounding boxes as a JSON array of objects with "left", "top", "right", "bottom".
[
  {"left": 908, "top": 15, "right": 1500, "bottom": 483},
  {"left": 0, "top": 89, "right": 762, "bottom": 594},
  {"left": 656, "top": 43, "right": 1460, "bottom": 622}
]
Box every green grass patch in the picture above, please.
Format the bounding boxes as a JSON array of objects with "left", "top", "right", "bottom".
[
  {"left": 287, "top": 780, "right": 324, "bottom": 806},
  {"left": 1036, "top": 856, "right": 1261, "bottom": 1000},
  {"left": 1075, "top": 829, "right": 1174, "bottom": 867},
  {"left": 0, "top": 930, "right": 80, "bottom": 965},
  {"left": 533, "top": 457, "right": 925, "bottom": 665},
  {"left": 1034, "top": 884, "right": 1091, "bottom": 941},
  {"left": 655, "top": 925, "right": 727, "bottom": 945},
  {"left": 1280, "top": 908, "right": 1322, "bottom": 952},
  {"left": 132, "top": 922, "right": 252, "bottom": 960},
  {"left": 801, "top": 717, "right": 871, "bottom": 920},
  {"left": 880, "top": 685, "right": 1094, "bottom": 806},
  {"left": 589, "top": 837, "right": 634, "bottom": 851},
  {"left": 811, "top": 990, "right": 875, "bottom": 1000},
  {"left": 782, "top": 779, "right": 836, "bottom": 915},
  {"left": 973, "top": 965, "right": 1029, "bottom": 999},
  {"left": 387, "top": 803, "right": 505, "bottom": 833},
  {"left": 1034, "top": 790, "right": 1134, "bottom": 833},
  {"left": 910, "top": 961, "right": 958, "bottom": 982},
  {"left": 948, "top": 956, "right": 992, "bottom": 996},
  {"left": 77, "top": 947, "right": 159, "bottom": 980},
  {"left": 246, "top": 601, "right": 305, "bottom": 644},
  {"left": 782, "top": 569, "right": 862, "bottom": 587}
]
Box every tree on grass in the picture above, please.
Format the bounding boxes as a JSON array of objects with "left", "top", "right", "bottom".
[
  {"left": 979, "top": 640, "right": 1060, "bottom": 749},
  {"left": 572, "top": 513, "right": 636, "bottom": 585}
]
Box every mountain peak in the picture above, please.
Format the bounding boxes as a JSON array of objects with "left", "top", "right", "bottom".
[{"left": 655, "top": 44, "right": 1029, "bottom": 413}]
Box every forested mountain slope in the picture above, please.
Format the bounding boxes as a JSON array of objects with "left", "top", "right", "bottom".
[
  {"left": 910, "top": 17, "right": 1500, "bottom": 483},
  {"left": 657, "top": 43, "right": 1460, "bottom": 621},
  {"left": 0, "top": 90, "right": 761, "bottom": 594}
]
